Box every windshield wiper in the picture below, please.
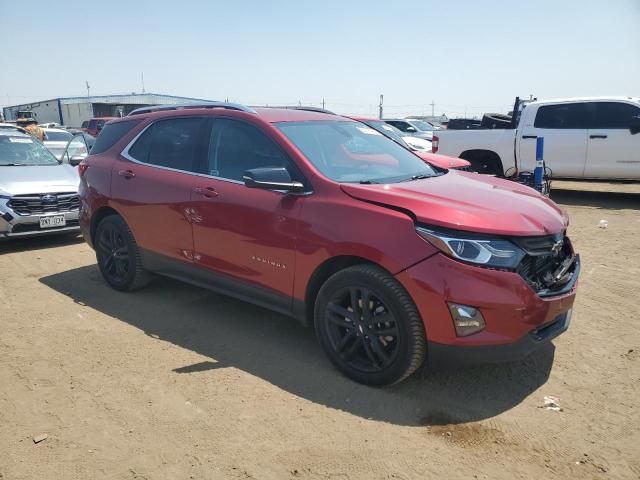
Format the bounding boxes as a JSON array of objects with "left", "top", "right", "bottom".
[
  {"left": 400, "top": 173, "right": 433, "bottom": 182},
  {"left": 358, "top": 179, "right": 380, "bottom": 184}
]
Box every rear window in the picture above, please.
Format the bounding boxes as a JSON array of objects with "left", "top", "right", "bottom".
[
  {"left": 44, "top": 130, "right": 73, "bottom": 141},
  {"left": 534, "top": 103, "right": 586, "bottom": 129},
  {"left": 90, "top": 120, "right": 141, "bottom": 155}
]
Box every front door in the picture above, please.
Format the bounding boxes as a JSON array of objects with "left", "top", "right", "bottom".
[
  {"left": 584, "top": 101, "right": 640, "bottom": 180},
  {"left": 111, "top": 116, "right": 208, "bottom": 263},
  {"left": 518, "top": 102, "right": 588, "bottom": 177},
  {"left": 190, "top": 117, "right": 304, "bottom": 310}
]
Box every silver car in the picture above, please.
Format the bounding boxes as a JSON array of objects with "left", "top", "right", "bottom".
[
  {"left": 0, "top": 130, "right": 80, "bottom": 239},
  {"left": 42, "top": 128, "right": 74, "bottom": 160}
]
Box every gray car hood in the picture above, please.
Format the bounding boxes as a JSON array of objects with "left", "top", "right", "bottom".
[{"left": 0, "top": 164, "right": 79, "bottom": 196}]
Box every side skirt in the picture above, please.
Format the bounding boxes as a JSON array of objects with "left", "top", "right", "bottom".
[{"left": 140, "top": 249, "right": 307, "bottom": 324}]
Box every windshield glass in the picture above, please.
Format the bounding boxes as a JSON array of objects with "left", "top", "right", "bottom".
[
  {"left": 408, "top": 120, "right": 434, "bottom": 131},
  {"left": 276, "top": 120, "right": 437, "bottom": 183},
  {"left": 361, "top": 120, "right": 410, "bottom": 148},
  {"left": 45, "top": 130, "right": 73, "bottom": 141},
  {"left": 0, "top": 136, "right": 60, "bottom": 166}
]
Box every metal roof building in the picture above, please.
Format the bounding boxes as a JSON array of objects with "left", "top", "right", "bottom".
[{"left": 2, "top": 93, "right": 212, "bottom": 127}]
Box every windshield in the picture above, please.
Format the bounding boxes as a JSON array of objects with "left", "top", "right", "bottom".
[
  {"left": 407, "top": 120, "right": 434, "bottom": 131},
  {"left": 361, "top": 120, "right": 411, "bottom": 149},
  {"left": 44, "top": 130, "right": 73, "bottom": 141},
  {"left": 0, "top": 136, "right": 60, "bottom": 166},
  {"left": 276, "top": 120, "right": 437, "bottom": 183}
]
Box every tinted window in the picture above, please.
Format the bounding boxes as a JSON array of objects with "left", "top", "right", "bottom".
[
  {"left": 208, "top": 119, "right": 291, "bottom": 182},
  {"left": 128, "top": 117, "right": 206, "bottom": 172},
  {"left": 534, "top": 103, "right": 586, "bottom": 129},
  {"left": 277, "top": 120, "right": 437, "bottom": 183},
  {"left": 91, "top": 119, "right": 141, "bottom": 155},
  {"left": 386, "top": 121, "right": 411, "bottom": 132},
  {"left": 588, "top": 102, "right": 640, "bottom": 129}
]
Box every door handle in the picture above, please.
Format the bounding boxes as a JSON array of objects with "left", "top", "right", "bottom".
[
  {"left": 522, "top": 135, "right": 537, "bottom": 139},
  {"left": 193, "top": 186, "right": 219, "bottom": 198},
  {"left": 590, "top": 134, "right": 608, "bottom": 139},
  {"left": 118, "top": 169, "right": 135, "bottom": 179}
]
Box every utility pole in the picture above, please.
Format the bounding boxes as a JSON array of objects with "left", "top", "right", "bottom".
[
  {"left": 86, "top": 81, "right": 90, "bottom": 98},
  {"left": 430, "top": 100, "right": 435, "bottom": 117},
  {"left": 298, "top": 100, "right": 302, "bottom": 107},
  {"left": 322, "top": 98, "right": 325, "bottom": 110},
  {"left": 379, "top": 94, "right": 384, "bottom": 119},
  {"left": 141, "top": 73, "right": 146, "bottom": 94}
]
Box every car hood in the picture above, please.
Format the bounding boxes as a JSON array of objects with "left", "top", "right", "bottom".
[
  {"left": 340, "top": 171, "right": 568, "bottom": 236},
  {"left": 415, "top": 152, "right": 470, "bottom": 169},
  {"left": 0, "top": 164, "right": 79, "bottom": 196}
]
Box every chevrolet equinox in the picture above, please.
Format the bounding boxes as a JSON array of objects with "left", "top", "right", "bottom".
[{"left": 78, "top": 103, "right": 580, "bottom": 385}]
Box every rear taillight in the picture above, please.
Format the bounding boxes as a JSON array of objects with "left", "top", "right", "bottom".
[
  {"left": 432, "top": 135, "right": 439, "bottom": 153},
  {"left": 78, "top": 161, "right": 89, "bottom": 177}
]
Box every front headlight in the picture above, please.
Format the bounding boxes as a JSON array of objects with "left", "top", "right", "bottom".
[{"left": 416, "top": 227, "right": 525, "bottom": 269}]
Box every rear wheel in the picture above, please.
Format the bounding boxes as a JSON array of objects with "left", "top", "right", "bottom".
[
  {"left": 95, "top": 215, "right": 149, "bottom": 291},
  {"left": 314, "top": 265, "right": 426, "bottom": 385}
]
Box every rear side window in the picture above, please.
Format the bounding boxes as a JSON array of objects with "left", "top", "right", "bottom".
[
  {"left": 91, "top": 119, "right": 141, "bottom": 155},
  {"left": 587, "top": 102, "right": 640, "bottom": 129},
  {"left": 127, "top": 117, "right": 207, "bottom": 172},
  {"left": 534, "top": 103, "right": 586, "bottom": 129}
]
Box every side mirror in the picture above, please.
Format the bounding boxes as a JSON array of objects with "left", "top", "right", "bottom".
[
  {"left": 630, "top": 115, "right": 640, "bottom": 135},
  {"left": 405, "top": 126, "right": 417, "bottom": 133},
  {"left": 69, "top": 155, "right": 87, "bottom": 166},
  {"left": 243, "top": 167, "right": 305, "bottom": 193}
]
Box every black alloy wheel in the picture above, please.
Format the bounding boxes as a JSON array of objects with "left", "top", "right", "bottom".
[
  {"left": 325, "top": 286, "right": 400, "bottom": 373},
  {"left": 94, "top": 215, "right": 149, "bottom": 291},
  {"left": 315, "top": 265, "right": 426, "bottom": 385}
]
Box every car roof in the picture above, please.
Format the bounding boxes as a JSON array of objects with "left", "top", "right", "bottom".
[
  {"left": 42, "top": 128, "right": 71, "bottom": 132},
  {"left": 530, "top": 96, "right": 640, "bottom": 106},
  {"left": 348, "top": 116, "right": 381, "bottom": 122},
  {"left": 382, "top": 118, "right": 410, "bottom": 122},
  {"left": 0, "top": 129, "right": 30, "bottom": 137}
]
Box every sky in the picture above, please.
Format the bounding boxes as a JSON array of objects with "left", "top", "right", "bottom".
[{"left": 1, "top": 0, "right": 639, "bottom": 118}]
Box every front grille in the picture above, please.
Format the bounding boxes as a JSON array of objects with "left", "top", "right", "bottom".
[
  {"left": 514, "top": 233, "right": 577, "bottom": 295},
  {"left": 7, "top": 193, "right": 79, "bottom": 216},
  {"left": 11, "top": 220, "right": 79, "bottom": 234}
]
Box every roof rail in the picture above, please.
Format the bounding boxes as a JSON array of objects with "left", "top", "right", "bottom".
[
  {"left": 252, "top": 105, "right": 336, "bottom": 115},
  {"left": 127, "top": 102, "right": 256, "bottom": 116}
]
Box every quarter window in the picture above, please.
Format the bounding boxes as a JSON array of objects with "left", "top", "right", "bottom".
[
  {"left": 534, "top": 103, "right": 586, "bottom": 129},
  {"left": 128, "top": 117, "right": 206, "bottom": 172},
  {"left": 587, "top": 102, "right": 640, "bottom": 129},
  {"left": 207, "top": 119, "right": 292, "bottom": 182}
]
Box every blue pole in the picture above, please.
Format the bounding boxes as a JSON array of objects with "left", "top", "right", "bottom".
[{"left": 534, "top": 137, "right": 544, "bottom": 191}]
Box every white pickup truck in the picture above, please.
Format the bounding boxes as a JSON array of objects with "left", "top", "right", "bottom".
[{"left": 433, "top": 97, "right": 640, "bottom": 180}]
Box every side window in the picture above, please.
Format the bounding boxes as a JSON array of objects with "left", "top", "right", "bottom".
[
  {"left": 388, "top": 121, "right": 408, "bottom": 132},
  {"left": 128, "top": 117, "right": 206, "bottom": 172},
  {"left": 588, "top": 102, "right": 640, "bottom": 129},
  {"left": 534, "top": 103, "right": 586, "bottom": 129},
  {"left": 207, "top": 119, "right": 292, "bottom": 182}
]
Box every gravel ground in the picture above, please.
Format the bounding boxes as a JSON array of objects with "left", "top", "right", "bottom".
[{"left": 1, "top": 180, "right": 639, "bottom": 479}]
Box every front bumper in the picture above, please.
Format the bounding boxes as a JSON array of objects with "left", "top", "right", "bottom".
[
  {"left": 396, "top": 252, "right": 579, "bottom": 366},
  {"left": 0, "top": 199, "right": 80, "bottom": 239}
]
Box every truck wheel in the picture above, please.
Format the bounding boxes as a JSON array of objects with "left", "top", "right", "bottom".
[
  {"left": 95, "top": 215, "right": 150, "bottom": 292},
  {"left": 468, "top": 154, "right": 503, "bottom": 176},
  {"left": 314, "top": 265, "right": 426, "bottom": 386}
]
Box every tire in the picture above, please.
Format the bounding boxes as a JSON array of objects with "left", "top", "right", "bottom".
[
  {"left": 94, "top": 215, "right": 150, "bottom": 292},
  {"left": 314, "top": 264, "right": 427, "bottom": 386},
  {"left": 468, "top": 154, "right": 503, "bottom": 176}
]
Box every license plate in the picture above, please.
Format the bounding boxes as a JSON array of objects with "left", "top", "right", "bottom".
[{"left": 39, "top": 215, "right": 66, "bottom": 229}]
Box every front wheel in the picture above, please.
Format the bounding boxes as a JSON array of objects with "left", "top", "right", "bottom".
[
  {"left": 95, "top": 215, "right": 150, "bottom": 291},
  {"left": 314, "top": 265, "right": 427, "bottom": 386}
]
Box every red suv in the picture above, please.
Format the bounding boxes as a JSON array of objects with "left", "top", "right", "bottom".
[{"left": 78, "top": 103, "right": 580, "bottom": 385}]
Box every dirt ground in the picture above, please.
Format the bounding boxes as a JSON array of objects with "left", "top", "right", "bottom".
[{"left": 1, "top": 181, "right": 639, "bottom": 480}]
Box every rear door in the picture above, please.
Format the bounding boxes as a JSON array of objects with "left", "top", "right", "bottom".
[
  {"left": 112, "top": 116, "right": 208, "bottom": 263},
  {"left": 190, "top": 117, "right": 303, "bottom": 308},
  {"left": 584, "top": 101, "right": 640, "bottom": 179},
  {"left": 518, "top": 103, "right": 588, "bottom": 177}
]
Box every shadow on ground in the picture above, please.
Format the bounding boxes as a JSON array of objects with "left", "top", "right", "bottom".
[
  {"left": 0, "top": 233, "right": 83, "bottom": 254},
  {"left": 551, "top": 189, "right": 640, "bottom": 210},
  {"left": 40, "top": 265, "right": 556, "bottom": 427}
]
